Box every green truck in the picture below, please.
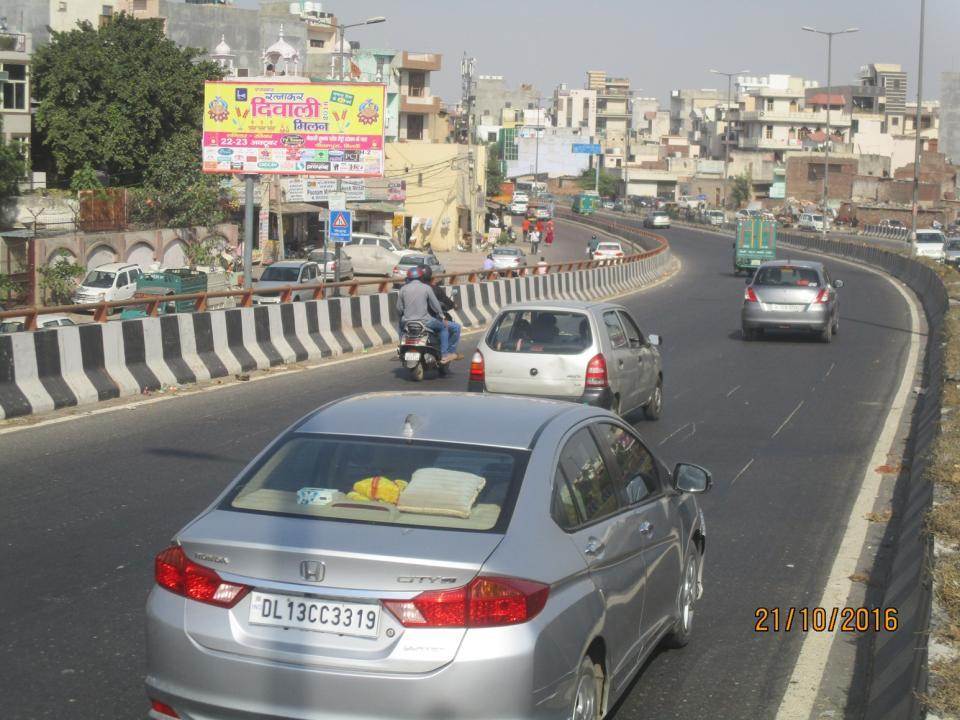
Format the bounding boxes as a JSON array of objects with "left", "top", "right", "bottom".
[
  {"left": 120, "top": 269, "right": 207, "bottom": 319},
  {"left": 733, "top": 217, "right": 777, "bottom": 274},
  {"left": 572, "top": 192, "right": 600, "bottom": 216}
]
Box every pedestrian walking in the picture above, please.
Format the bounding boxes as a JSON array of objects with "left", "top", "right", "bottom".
[
  {"left": 545, "top": 220, "right": 555, "bottom": 247},
  {"left": 535, "top": 219, "right": 545, "bottom": 236},
  {"left": 521, "top": 217, "right": 531, "bottom": 242},
  {"left": 536, "top": 256, "right": 548, "bottom": 275},
  {"left": 529, "top": 229, "right": 541, "bottom": 255}
]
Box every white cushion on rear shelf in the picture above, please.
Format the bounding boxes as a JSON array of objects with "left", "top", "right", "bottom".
[{"left": 397, "top": 468, "right": 486, "bottom": 519}]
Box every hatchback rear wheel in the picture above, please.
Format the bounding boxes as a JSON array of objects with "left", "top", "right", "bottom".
[
  {"left": 571, "top": 656, "right": 603, "bottom": 720},
  {"left": 820, "top": 323, "right": 833, "bottom": 344}
]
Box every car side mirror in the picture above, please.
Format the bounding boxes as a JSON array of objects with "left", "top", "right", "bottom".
[
  {"left": 833, "top": 280, "right": 843, "bottom": 289},
  {"left": 648, "top": 333, "right": 661, "bottom": 346},
  {"left": 674, "top": 463, "right": 712, "bottom": 493}
]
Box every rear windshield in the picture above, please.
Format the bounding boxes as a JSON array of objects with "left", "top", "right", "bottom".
[
  {"left": 597, "top": 243, "right": 621, "bottom": 251},
  {"left": 398, "top": 256, "right": 427, "bottom": 266},
  {"left": 917, "top": 232, "right": 945, "bottom": 244},
  {"left": 754, "top": 266, "right": 820, "bottom": 287},
  {"left": 493, "top": 248, "right": 520, "bottom": 256},
  {"left": 222, "top": 435, "right": 526, "bottom": 533},
  {"left": 260, "top": 266, "right": 300, "bottom": 282},
  {"left": 487, "top": 310, "right": 592, "bottom": 354}
]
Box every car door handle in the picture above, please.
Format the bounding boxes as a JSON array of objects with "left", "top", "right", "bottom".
[
  {"left": 584, "top": 538, "right": 606, "bottom": 556},
  {"left": 617, "top": 359, "right": 624, "bottom": 368},
  {"left": 638, "top": 521, "right": 653, "bottom": 536}
]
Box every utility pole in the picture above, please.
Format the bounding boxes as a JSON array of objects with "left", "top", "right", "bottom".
[
  {"left": 461, "top": 53, "right": 477, "bottom": 247},
  {"left": 910, "top": 0, "right": 926, "bottom": 258},
  {"left": 802, "top": 26, "right": 859, "bottom": 240},
  {"left": 710, "top": 68, "right": 749, "bottom": 210},
  {"left": 243, "top": 177, "right": 254, "bottom": 289}
]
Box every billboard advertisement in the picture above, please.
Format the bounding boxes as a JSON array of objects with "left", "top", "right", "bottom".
[{"left": 202, "top": 81, "right": 386, "bottom": 177}]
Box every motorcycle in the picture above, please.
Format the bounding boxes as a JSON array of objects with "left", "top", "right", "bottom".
[{"left": 399, "top": 320, "right": 448, "bottom": 381}]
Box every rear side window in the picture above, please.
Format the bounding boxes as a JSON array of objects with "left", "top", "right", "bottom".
[
  {"left": 618, "top": 312, "right": 643, "bottom": 347},
  {"left": 222, "top": 435, "right": 527, "bottom": 533},
  {"left": 487, "top": 310, "right": 591, "bottom": 354},
  {"left": 551, "top": 467, "right": 580, "bottom": 530},
  {"left": 558, "top": 428, "right": 620, "bottom": 524},
  {"left": 602, "top": 312, "right": 627, "bottom": 349},
  {"left": 754, "top": 266, "right": 820, "bottom": 288},
  {"left": 595, "top": 423, "right": 659, "bottom": 504}
]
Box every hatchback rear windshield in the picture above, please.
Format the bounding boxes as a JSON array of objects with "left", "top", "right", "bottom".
[
  {"left": 260, "top": 266, "right": 301, "bottom": 282},
  {"left": 222, "top": 435, "right": 527, "bottom": 533},
  {"left": 754, "top": 266, "right": 821, "bottom": 287},
  {"left": 917, "top": 232, "right": 945, "bottom": 244},
  {"left": 398, "top": 255, "right": 427, "bottom": 265},
  {"left": 487, "top": 310, "right": 591, "bottom": 354}
]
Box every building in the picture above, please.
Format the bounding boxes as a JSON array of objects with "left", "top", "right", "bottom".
[
  {"left": 0, "top": 29, "right": 31, "bottom": 175},
  {"left": 2, "top": 0, "right": 113, "bottom": 46},
  {"left": 670, "top": 88, "right": 725, "bottom": 139},
  {"left": 504, "top": 126, "right": 591, "bottom": 180},
  {"left": 785, "top": 154, "right": 860, "bottom": 202},
  {"left": 942, "top": 72, "right": 960, "bottom": 164},
  {"left": 860, "top": 63, "right": 907, "bottom": 116},
  {"left": 472, "top": 76, "right": 541, "bottom": 130},
  {"left": 586, "top": 71, "right": 631, "bottom": 162},
  {"left": 553, "top": 83, "right": 596, "bottom": 135}
]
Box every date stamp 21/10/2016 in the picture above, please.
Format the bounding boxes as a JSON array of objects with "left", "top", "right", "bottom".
[{"left": 754, "top": 607, "right": 899, "bottom": 633}]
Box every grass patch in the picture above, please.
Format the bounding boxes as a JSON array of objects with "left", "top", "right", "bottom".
[{"left": 928, "top": 656, "right": 960, "bottom": 717}]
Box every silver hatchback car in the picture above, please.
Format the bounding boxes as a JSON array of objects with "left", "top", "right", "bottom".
[
  {"left": 145, "top": 392, "right": 710, "bottom": 720},
  {"left": 469, "top": 301, "right": 663, "bottom": 419},
  {"left": 741, "top": 260, "right": 842, "bottom": 342}
]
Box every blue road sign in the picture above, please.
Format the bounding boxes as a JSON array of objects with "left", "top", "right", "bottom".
[
  {"left": 572, "top": 143, "right": 602, "bottom": 154},
  {"left": 329, "top": 210, "right": 352, "bottom": 244}
]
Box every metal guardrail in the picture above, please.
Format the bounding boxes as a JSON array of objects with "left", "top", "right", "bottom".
[{"left": 0, "top": 230, "right": 669, "bottom": 330}]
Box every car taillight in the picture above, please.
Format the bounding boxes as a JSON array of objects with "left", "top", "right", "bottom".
[
  {"left": 470, "top": 350, "right": 485, "bottom": 382},
  {"left": 154, "top": 545, "right": 250, "bottom": 608},
  {"left": 392, "top": 266, "right": 400, "bottom": 275},
  {"left": 150, "top": 699, "right": 180, "bottom": 718},
  {"left": 813, "top": 288, "right": 830, "bottom": 304},
  {"left": 744, "top": 286, "right": 759, "bottom": 303},
  {"left": 585, "top": 353, "right": 608, "bottom": 388},
  {"left": 383, "top": 576, "right": 549, "bottom": 628}
]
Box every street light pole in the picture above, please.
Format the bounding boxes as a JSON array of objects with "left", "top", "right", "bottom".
[
  {"left": 710, "top": 68, "right": 750, "bottom": 210},
  {"left": 534, "top": 95, "right": 541, "bottom": 198},
  {"left": 331, "top": 16, "right": 385, "bottom": 285},
  {"left": 802, "top": 26, "right": 859, "bottom": 240},
  {"left": 910, "top": 0, "right": 926, "bottom": 258}
]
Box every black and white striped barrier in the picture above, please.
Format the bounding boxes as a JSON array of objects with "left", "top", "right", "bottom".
[{"left": 0, "top": 254, "right": 672, "bottom": 420}]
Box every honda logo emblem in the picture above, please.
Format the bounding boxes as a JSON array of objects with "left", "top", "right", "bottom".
[{"left": 299, "top": 560, "right": 325, "bottom": 582}]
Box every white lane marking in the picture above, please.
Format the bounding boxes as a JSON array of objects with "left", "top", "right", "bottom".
[
  {"left": 775, "top": 263, "right": 922, "bottom": 720},
  {"left": 0, "top": 250, "right": 681, "bottom": 436},
  {"left": 771, "top": 400, "right": 805, "bottom": 439},
  {"left": 658, "top": 422, "right": 691, "bottom": 446},
  {"left": 731, "top": 458, "right": 755, "bottom": 485},
  {"left": 825, "top": 362, "right": 836, "bottom": 379},
  {"left": 679, "top": 422, "right": 697, "bottom": 443},
  {"left": 726, "top": 384, "right": 742, "bottom": 398}
]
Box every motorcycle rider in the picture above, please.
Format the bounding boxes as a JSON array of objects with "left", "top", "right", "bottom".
[
  {"left": 397, "top": 265, "right": 458, "bottom": 364},
  {"left": 426, "top": 269, "right": 462, "bottom": 361},
  {"left": 586, "top": 234, "right": 600, "bottom": 257}
]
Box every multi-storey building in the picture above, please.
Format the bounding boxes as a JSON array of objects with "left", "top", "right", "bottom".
[
  {"left": 860, "top": 63, "right": 907, "bottom": 116},
  {"left": 552, "top": 83, "right": 596, "bottom": 135},
  {"left": 471, "top": 75, "right": 541, "bottom": 131},
  {"left": 941, "top": 72, "right": 960, "bottom": 164},
  {"left": 0, "top": 28, "right": 31, "bottom": 176},
  {"left": 586, "top": 70, "right": 631, "bottom": 164}
]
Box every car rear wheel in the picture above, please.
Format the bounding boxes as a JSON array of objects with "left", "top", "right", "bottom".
[
  {"left": 644, "top": 379, "right": 663, "bottom": 421},
  {"left": 832, "top": 316, "right": 839, "bottom": 335},
  {"left": 820, "top": 323, "right": 833, "bottom": 344},
  {"left": 571, "top": 656, "right": 603, "bottom": 720},
  {"left": 664, "top": 545, "right": 701, "bottom": 649}
]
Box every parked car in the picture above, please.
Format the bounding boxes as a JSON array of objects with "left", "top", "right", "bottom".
[
  {"left": 253, "top": 260, "right": 322, "bottom": 304},
  {"left": 390, "top": 253, "right": 446, "bottom": 287},
  {"left": 742, "top": 260, "right": 841, "bottom": 342},
  {"left": 643, "top": 211, "right": 671, "bottom": 229},
  {"left": 72, "top": 262, "right": 143, "bottom": 308},
  {"left": 308, "top": 249, "right": 355, "bottom": 281},
  {"left": 914, "top": 229, "right": 947, "bottom": 262},
  {"left": 0, "top": 313, "right": 76, "bottom": 333},
  {"left": 145, "top": 392, "right": 710, "bottom": 720},
  {"left": 602, "top": 201, "right": 615, "bottom": 210},
  {"left": 704, "top": 210, "right": 726, "bottom": 226},
  {"left": 509, "top": 199, "right": 529, "bottom": 215},
  {"left": 490, "top": 246, "right": 528, "bottom": 270},
  {"left": 797, "top": 213, "right": 829, "bottom": 233},
  {"left": 592, "top": 241, "right": 625, "bottom": 260},
  {"left": 879, "top": 219, "right": 906, "bottom": 230},
  {"left": 470, "top": 300, "right": 664, "bottom": 419},
  {"left": 342, "top": 233, "right": 415, "bottom": 276},
  {"left": 944, "top": 238, "right": 960, "bottom": 268}
]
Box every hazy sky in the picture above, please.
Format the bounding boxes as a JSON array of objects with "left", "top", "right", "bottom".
[{"left": 248, "top": 0, "right": 959, "bottom": 105}]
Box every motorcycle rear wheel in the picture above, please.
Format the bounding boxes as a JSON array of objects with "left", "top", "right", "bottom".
[{"left": 408, "top": 363, "right": 424, "bottom": 382}]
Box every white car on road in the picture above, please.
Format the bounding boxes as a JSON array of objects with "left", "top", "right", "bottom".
[
  {"left": 592, "top": 241, "right": 625, "bottom": 259},
  {"left": 915, "top": 229, "right": 947, "bottom": 261}
]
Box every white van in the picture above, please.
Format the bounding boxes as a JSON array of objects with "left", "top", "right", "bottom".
[
  {"left": 72, "top": 262, "right": 143, "bottom": 306},
  {"left": 914, "top": 229, "right": 946, "bottom": 261},
  {"left": 798, "top": 213, "right": 829, "bottom": 232}
]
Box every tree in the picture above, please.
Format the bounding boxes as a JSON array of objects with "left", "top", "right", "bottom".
[
  {"left": 731, "top": 172, "right": 753, "bottom": 208},
  {"left": 486, "top": 144, "right": 505, "bottom": 196},
  {"left": 578, "top": 168, "right": 619, "bottom": 198},
  {"left": 32, "top": 13, "right": 222, "bottom": 184},
  {"left": 37, "top": 251, "right": 85, "bottom": 305},
  {"left": 70, "top": 164, "right": 103, "bottom": 192},
  {"left": 0, "top": 118, "right": 24, "bottom": 207}
]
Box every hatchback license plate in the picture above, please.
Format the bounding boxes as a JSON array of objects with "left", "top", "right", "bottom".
[
  {"left": 767, "top": 303, "right": 801, "bottom": 312},
  {"left": 248, "top": 592, "right": 381, "bottom": 638}
]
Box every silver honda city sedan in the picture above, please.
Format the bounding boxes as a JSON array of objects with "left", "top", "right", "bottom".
[
  {"left": 741, "top": 259, "right": 842, "bottom": 342},
  {"left": 145, "top": 392, "right": 710, "bottom": 720}
]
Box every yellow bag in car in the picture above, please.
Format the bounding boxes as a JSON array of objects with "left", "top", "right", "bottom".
[{"left": 347, "top": 476, "right": 409, "bottom": 505}]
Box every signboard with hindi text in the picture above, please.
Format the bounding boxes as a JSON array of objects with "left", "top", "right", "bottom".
[{"left": 202, "top": 81, "right": 386, "bottom": 177}]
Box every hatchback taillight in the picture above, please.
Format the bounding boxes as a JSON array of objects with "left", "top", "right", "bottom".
[
  {"left": 585, "top": 353, "right": 608, "bottom": 388},
  {"left": 470, "top": 350, "right": 485, "bottom": 382},
  {"left": 154, "top": 545, "right": 250, "bottom": 608},
  {"left": 383, "top": 576, "right": 549, "bottom": 628},
  {"left": 813, "top": 288, "right": 830, "bottom": 304},
  {"left": 744, "top": 286, "right": 759, "bottom": 303}
]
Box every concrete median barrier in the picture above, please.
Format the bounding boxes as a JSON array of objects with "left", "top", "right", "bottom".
[{"left": 0, "top": 238, "right": 672, "bottom": 420}]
